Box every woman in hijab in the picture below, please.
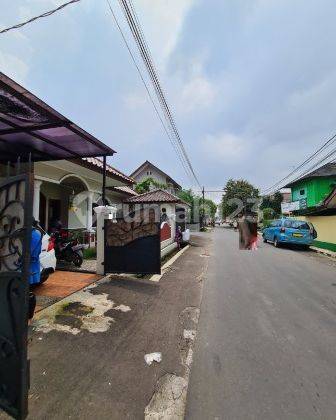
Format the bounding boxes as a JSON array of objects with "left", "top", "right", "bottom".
[{"left": 29, "top": 218, "right": 42, "bottom": 286}]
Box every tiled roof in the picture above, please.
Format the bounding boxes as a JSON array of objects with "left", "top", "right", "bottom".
[
  {"left": 80, "top": 157, "right": 135, "bottom": 185},
  {"left": 285, "top": 162, "right": 336, "bottom": 187},
  {"left": 111, "top": 186, "right": 138, "bottom": 196},
  {"left": 124, "top": 188, "right": 188, "bottom": 205}
]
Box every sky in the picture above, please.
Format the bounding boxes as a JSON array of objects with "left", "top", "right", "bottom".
[{"left": 1, "top": 0, "right": 336, "bottom": 202}]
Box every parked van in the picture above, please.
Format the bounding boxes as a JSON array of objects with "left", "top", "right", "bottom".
[{"left": 262, "top": 218, "right": 317, "bottom": 248}]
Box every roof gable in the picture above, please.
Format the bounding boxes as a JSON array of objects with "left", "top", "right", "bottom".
[{"left": 130, "top": 160, "right": 181, "bottom": 189}]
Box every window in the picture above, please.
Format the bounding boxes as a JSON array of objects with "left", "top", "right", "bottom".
[
  {"left": 300, "top": 189, "right": 305, "bottom": 196},
  {"left": 292, "top": 221, "right": 310, "bottom": 230},
  {"left": 284, "top": 220, "right": 292, "bottom": 228},
  {"left": 146, "top": 170, "right": 152, "bottom": 176},
  {"left": 161, "top": 208, "right": 168, "bottom": 222}
]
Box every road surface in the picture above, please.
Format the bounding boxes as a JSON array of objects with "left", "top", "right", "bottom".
[{"left": 186, "top": 227, "right": 336, "bottom": 420}]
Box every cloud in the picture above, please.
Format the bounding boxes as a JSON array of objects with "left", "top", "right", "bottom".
[
  {"left": 179, "top": 55, "right": 216, "bottom": 112},
  {"left": 180, "top": 75, "right": 215, "bottom": 112},
  {"left": 123, "top": 92, "right": 147, "bottom": 109},
  {"left": 0, "top": 51, "right": 30, "bottom": 84},
  {"left": 202, "top": 132, "right": 247, "bottom": 161},
  {"left": 134, "top": 0, "right": 195, "bottom": 71}
]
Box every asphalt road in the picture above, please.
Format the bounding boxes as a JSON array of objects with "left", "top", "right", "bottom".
[{"left": 186, "top": 227, "right": 336, "bottom": 420}]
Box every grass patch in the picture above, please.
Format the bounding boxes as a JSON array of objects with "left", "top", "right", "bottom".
[{"left": 83, "top": 247, "right": 97, "bottom": 260}]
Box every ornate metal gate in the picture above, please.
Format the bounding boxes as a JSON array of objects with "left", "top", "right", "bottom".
[
  {"left": 0, "top": 164, "right": 33, "bottom": 419},
  {"left": 104, "top": 206, "right": 161, "bottom": 274}
]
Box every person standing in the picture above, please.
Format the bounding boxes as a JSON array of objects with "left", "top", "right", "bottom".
[
  {"left": 175, "top": 226, "right": 183, "bottom": 250},
  {"left": 29, "top": 218, "right": 42, "bottom": 286}
]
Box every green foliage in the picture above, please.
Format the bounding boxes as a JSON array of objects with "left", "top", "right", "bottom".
[
  {"left": 177, "top": 189, "right": 197, "bottom": 223},
  {"left": 177, "top": 188, "right": 195, "bottom": 206},
  {"left": 83, "top": 247, "right": 96, "bottom": 260},
  {"left": 177, "top": 189, "right": 217, "bottom": 222},
  {"left": 221, "top": 179, "right": 259, "bottom": 218},
  {"left": 262, "top": 219, "right": 272, "bottom": 228},
  {"left": 134, "top": 177, "right": 168, "bottom": 194},
  {"left": 203, "top": 198, "right": 217, "bottom": 218},
  {"left": 262, "top": 207, "right": 276, "bottom": 220},
  {"left": 260, "top": 191, "right": 282, "bottom": 215}
]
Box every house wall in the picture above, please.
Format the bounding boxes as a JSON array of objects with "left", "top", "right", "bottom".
[
  {"left": 312, "top": 177, "right": 336, "bottom": 204},
  {"left": 292, "top": 177, "right": 336, "bottom": 207},
  {"left": 298, "top": 215, "right": 336, "bottom": 252},
  {"left": 291, "top": 180, "right": 311, "bottom": 205},
  {"left": 34, "top": 161, "right": 131, "bottom": 235},
  {"left": 160, "top": 203, "right": 176, "bottom": 250},
  {"left": 135, "top": 165, "right": 167, "bottom": 185},
  {"left": 133, "top": 164, "right": 179, "bottom": 195}
]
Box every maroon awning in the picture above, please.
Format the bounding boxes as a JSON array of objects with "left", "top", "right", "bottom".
[{"left": 0, "top": 72, "right": 115, "bottom": 163}]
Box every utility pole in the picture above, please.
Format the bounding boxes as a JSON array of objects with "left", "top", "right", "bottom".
[{"left": 202, "top": 186, "right": 205, "bottom": 228}]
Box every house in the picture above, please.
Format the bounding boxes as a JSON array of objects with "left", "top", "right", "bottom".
[
  {"left": 283, "top": 162, "right": 336, "bottom": 251},
  {"left": 123, "top": 188, "right": 190, "bottom": 256},
  {"left": 279, "top": 188, "right": 291, "bottom": 203},
  {"left": 130, "top": 160, "right": 182, "bottom": 195},
  {"left": 284, "top": 163, "right": 336, "bottom": 210},
  {"left": 0, "top": 71, "right": 137, "bottom": 248},
  {"left": 33, "top": 157, "right": 137, "bottom": 245}
]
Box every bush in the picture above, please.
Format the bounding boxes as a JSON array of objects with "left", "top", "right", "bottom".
[
  {"left": 83, "top": 247, "right": 96, "bottom": 260},
  {"left": 262, "top": 220, "right": 272, "bottom": 228},
  {"left": 262, "top": 207, "right": 276, "bottom": 220}
]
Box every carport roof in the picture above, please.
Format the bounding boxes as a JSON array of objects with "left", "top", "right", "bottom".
[{"left": 0, "top": 72, "right": 115, "bottom": 163}]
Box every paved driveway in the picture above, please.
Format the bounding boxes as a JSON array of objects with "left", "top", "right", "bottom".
[{"left": 34, "top": 270, "right": 101, "bottom": 312}]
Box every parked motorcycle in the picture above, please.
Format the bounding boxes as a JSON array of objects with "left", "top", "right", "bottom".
[{"left": 51, "top": 231, "right": 87, "bottom": 268}]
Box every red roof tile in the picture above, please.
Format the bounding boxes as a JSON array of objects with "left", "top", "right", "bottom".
[
  {"left": 79, "top": 157, "right": 135, "bottom": 184},
  {"left": 111, "top": 186, "right": 138, "bottom": 196},
  {"left": 124, "top": 188, "right": 189, "bottom": 205}
]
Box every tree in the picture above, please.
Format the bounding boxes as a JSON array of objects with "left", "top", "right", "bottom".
[
  {"left": 135, "top": 177, "right": 168, "bottom": 194},
  {"left": 203, "top": 198, "right": 217, "bottom": 218},
  {"left": 260, "top": 191, "right": 282, "bottom": 216},
  {"left": 262, "top": 207, "right": 276, "bottom": 220},
  {"left": 177, "top": 189, "right": 197, "bottom": 223},
  {"left": 221, "top": 179, "right": 259, "bottom": 219},
  {"left": 176, "top": 190, "right": 217, "bottom": 222}
]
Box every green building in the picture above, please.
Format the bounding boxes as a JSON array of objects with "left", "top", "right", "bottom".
[
  {"left": 284, "top": 162, "right": 336, "bottom": 252},
  {"left": 289, "top": 167, "right": 336, "bottom": 209}
]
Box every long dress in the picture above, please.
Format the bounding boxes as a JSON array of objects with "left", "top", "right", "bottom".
[{"left": 29, "top": 228, "right": 42, "bottom": 285}]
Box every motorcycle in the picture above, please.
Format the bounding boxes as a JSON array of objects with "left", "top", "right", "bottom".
[{"left": 51, "top": 231, "right": 87, "bottom": 268}]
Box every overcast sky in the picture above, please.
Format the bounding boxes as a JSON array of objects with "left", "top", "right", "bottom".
[{"left": 1, "top": 0, "right": 336, "bottom": 202}]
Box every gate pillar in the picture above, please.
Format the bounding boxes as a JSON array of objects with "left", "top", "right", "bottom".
[{"left": 94, "top": 206, "right": 117, "bottom": 275}]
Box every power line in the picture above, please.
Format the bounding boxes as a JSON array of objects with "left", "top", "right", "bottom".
[
  {"left": 284, "top": 146, "right": 336, "bottom": 186},
  {"left": 117, "top": 0, "right": 201, "bottom": 188},
  {"left": 105, "top": 0, "right": 195, "bottom": 186},
  {"left": 118, "top": 0, "right": 198, "bottom": 184},
  {"left": 0, "top": 0, "right": 81, "bottom": 34},
  {"left": 261, "top": 132, "right": 336, "bottom": 195}
]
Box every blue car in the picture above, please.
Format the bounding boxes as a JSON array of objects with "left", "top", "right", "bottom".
[{"left": 262, "top": 218, "right": 317, "bottom": 248}]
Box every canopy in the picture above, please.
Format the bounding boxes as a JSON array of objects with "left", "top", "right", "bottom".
[{"left": 0, "top": 72, "right": 115, "bottom": 163}]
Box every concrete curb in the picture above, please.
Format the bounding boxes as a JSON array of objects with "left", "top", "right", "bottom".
[
  {"left": 149, "top": 245, "right": 191, "bottom": 283},
  {"left": 310, "top": 246, "right": 336, "bottom": 259}
]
